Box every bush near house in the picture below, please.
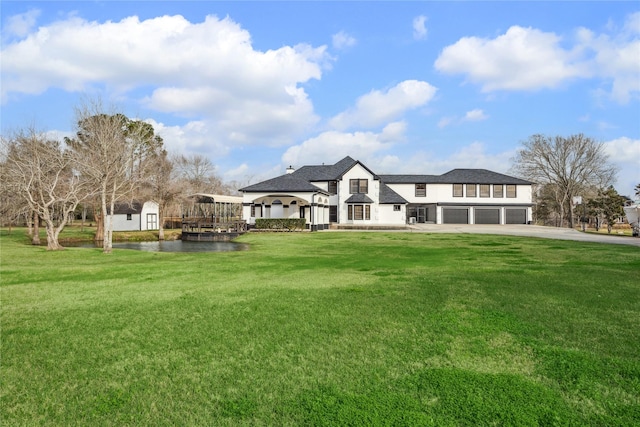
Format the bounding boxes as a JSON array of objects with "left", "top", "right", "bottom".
[{"left": 254, "top": 218, "right": 306, "bottom": 231}]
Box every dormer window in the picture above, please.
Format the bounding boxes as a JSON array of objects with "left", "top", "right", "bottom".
[{"left": 349, "top": 179, "right": 368, "bottom": 194}]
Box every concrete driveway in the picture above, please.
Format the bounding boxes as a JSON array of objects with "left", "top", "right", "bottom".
[{"left": 407, "top": 224, "right": 640, "bottom": 247}]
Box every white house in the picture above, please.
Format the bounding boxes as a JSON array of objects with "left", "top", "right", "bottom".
[
  {"left": 239, "top": 156, "right": 534, "bottom": 230},
  {"left": 108, "top": 200, "right": 160, "bottom": 232}
]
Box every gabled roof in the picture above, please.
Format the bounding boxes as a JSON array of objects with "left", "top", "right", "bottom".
[
  {"left": 240, "top": 158, "right": 534, "bottom": 196},
  {"left": 379, "top": 169, "right": 532, "bottom": 185},
  {"left": 239, "top": 174, "right": 330, "bottom": 194},
  {"left": 379, "top": 183, "right": 408, "bottom": 204},
  {"left": 291, "top": 156, "right": 380, "bottom": 181}
]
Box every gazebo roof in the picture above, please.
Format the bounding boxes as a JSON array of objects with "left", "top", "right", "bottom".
[{"left": 190, "top": 193, "right": 243, "bottom": 204}]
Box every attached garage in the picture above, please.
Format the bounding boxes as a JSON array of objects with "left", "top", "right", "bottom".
[
  {"left": 443, "top": 208, "right": 469, "bottom": 224},
  {"left": 475, "top": 208, "right": 500, "bottom": 224},
  {"left": 505, "top": 208, "right": 527, "bottom": 224}
]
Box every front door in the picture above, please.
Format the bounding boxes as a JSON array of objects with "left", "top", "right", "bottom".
[
  {"left": 417, "top": 207, "right": 427, "bottom": 223},
  {"left": 147, "top": 213, "right": 158, "bottom": 230}
]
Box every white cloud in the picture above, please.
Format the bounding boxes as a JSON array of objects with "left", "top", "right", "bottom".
[
  {"left": 3, "top": 9, "right": 40, "bottom": 38},
  {"left": 413, "top": 15, "right": 428, "bottom": 40},
  {"left": 576, "top": 24, "right": 640, "bottom": 104},
  {"left": 347, "top": 142, "right": 516, "bottom": 177},
  {"left": 144, "top": 118, "right": 231, "bottom": 156},
  {"left": 603, "top": 137, "right": 640, "bottom": 197},
  {"left": 604, "top": 137, "right": 640, "bottom": 164},
  {"left": 329, "top": 80, "right": 437, "bottom": 130},
  {"left": 282, "top": 121, "right": 406, "bottom": 167},
  {"left": 437, "top": 116, "right": 455, "bottom": 129},
  {"left": 1, "top": 13, "right": 328, "bottom": 147},
  {"left": 438, "top": 109, "right": 488, "bottom": 128},
  {"left": 435, "top": 13, "right": 640, "bottom": 103},
  {"left": 435, "top": 25, "right": 587, "bottom": 92},
  {"left": 332, "top": 31, "right": 357, "bottom": 50},
  {"left": 463, "top": 109, "right": 489, "bottom": 122}
]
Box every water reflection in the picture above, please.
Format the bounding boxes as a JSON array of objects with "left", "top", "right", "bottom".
[{"left": 72, "top": 240, "right": 249, "bottom": 253}]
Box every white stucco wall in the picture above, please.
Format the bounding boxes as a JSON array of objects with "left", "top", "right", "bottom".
[
  {"left": 338, "top": 164, "right": 379, "bottom": 225},
  {"left": 387, "top": 183, "right": 532, "bottom": 205},
  {"left": 377, "top": 204, "right": 406, "bottom": 225}
]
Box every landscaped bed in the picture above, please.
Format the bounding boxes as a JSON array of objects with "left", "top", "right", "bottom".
[{"left": 1, "top": 229, "right": 639, "bottom": 425}]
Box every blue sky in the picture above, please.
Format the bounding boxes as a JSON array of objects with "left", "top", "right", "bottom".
[{"left": 2, "top": 1, "right": 639, "bottom": 196}]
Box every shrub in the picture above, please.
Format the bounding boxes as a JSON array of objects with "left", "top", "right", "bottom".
[{"left": 254, "top": 218, "right": 306, "bottom": 231}]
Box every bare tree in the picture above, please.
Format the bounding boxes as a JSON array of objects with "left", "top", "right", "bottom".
[
  {"left": 511, "top": 134, "right": 617, "bottom": 228},
  {"left": 141, "top": 146, "right": 180, "bottom": 240},
  {"left": 2, "top": 128, "right": 91, "bottom": 250},
  {"left": 66, "top": 99, "right": 142, "bottom": 253},
  {"left": 0, "top": 143, "right": 27, "bottom": 233},
  {"left": 173, "top": 153, "right": 228, "bottom": 195}
]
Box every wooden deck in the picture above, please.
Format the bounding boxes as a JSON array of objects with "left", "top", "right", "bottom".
[{"left": 181, "top": 218, "right": 247, "bottom": 242}]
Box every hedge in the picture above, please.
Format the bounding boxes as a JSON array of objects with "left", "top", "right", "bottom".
[{"left": 254, "top": 218, "right": 306, "bottom": 231}]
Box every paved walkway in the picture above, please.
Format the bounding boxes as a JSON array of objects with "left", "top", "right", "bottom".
[{"left": 406, "top": 224, "right": 640, "bottom": 247}]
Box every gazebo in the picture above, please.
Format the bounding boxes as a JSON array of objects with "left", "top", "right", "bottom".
[{"left": 181, "top": 193, "right": 246, "bottom": 240}]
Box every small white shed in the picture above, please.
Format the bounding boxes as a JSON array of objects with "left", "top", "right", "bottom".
[{"left": 109, "top": 201, "right": 160, "bottom": 231}]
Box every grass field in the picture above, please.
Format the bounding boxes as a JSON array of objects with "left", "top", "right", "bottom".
[{"left": 1, "top": 229, "right": 639, "bottom": 425}]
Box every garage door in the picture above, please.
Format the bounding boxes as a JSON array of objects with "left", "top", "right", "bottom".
[
  {"left": 475, "top": 209, "right": 500, "bottom": 224},
  {"left": 505, "top": 208, "right": 527, "bottom": 224},
  {"left": 443, "top": 208, "right": 469, "bottom": 224}
]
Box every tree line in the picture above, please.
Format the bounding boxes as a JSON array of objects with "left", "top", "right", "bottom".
[
  {"left": 2, "top": 101, "right": 637, "bottom": 252},
  {"left": 1, "top": 98, "right": 237, "bottom": 252},
  {"left": 511, "top": 133, "right": 637, "bottom": 232}
]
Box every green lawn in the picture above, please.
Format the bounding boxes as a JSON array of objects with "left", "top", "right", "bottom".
[{"left": 1, "top": 229, "right": 639, "bottom": 426}]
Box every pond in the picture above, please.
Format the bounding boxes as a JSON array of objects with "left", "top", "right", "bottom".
[{"left": 69, "top": 240, "right": 249, "bottom": 253}]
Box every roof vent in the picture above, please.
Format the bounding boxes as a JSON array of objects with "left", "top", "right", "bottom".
[{"left": 286, "top": 165, "right": 295, "bottom": 174}]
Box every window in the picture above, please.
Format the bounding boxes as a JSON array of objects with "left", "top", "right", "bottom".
[
  {"left": 328, "top": 180, "right": 337, "bottom": 195},
  {"left": 453, "top": 184, "right": 463, "bottom": 197},
  {"left": 493, "top": 184, "right": 503, "bottom": 198},
  {"left": 415, "top": 183, "right": 426, "bottom": 197},
  {"left": 348, "top": 204, "right": 370, "bottom": 220},
  {"left": 349, "top": 179, "right": 368, "bottom": 194},
  {"left": 354, "top": 205, "right": 363, "bottom": 220},
  {"left": 480, "top": 184, "right": 490, "bottom": 198},
  {"left": 506, "top": 185, "right": 517, "bottom": 198},
  {"left": 329, "top": 206, "right": 337, "bottom": 222},
  {"left": 126, "top": 214, "right": 132, "bottom": 220},
  {"left": 466, "top": 184, "right": 477, "bottom": 197},
  {"left": 393, "top": 205, "right": 401, "bottom": 211}
]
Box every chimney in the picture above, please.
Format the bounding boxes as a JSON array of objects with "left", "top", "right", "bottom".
[{"left": 286, "top": 165, "right": 295, "bottom": 174}]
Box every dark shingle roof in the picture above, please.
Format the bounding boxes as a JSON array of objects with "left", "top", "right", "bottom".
[
  {"left": 241, "top": 158, "right": 534, "bottom": 196},
  {"left": 439, "top": 169, "right": 533, "bottom": 185},
  {"left": 345, "top": 194, "right": 374, "bottom": 203},
  {"left": 379, "top": 169, "right": 532, "bottom": 185},
  {"left": 379, "top": 183, "right": 408, "bottom": 204},
  {"left": 291, "top": 156, "right": 359, "bottom": 181},
  {"left": 378, "top": 174, "right": 440, "bottom": 184},
  {"left": 239, "top": 174, "right": 329, "bottom": 194}
]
